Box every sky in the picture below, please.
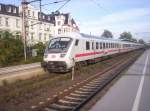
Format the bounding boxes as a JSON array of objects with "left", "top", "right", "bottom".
[{"left": 0, "top": 0, "right": 150, "bottom": 41}]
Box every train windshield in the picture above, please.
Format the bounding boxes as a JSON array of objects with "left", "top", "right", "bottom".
[{"left": 48, "top": 37, "right": 72, "bottom": 53}]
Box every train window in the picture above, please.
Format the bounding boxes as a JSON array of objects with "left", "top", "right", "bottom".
[
  {"left": 86, "top": 41, "right": 90, "bottom": 50},
  {"left": 106, "top": 43, "right": 108, "bottom": 48},
  {"left": 103, "top": 43, "right": 105, "bottom": 49},
  {"left": 100, "top": 42, "right": 102, "bottom": 49},
  {"left": 96, "top": 42, "right": 98, "bottom": 49},
  {"left": 92, "top": 42, "right": 94, "bottom": 50},
  {"left": 48, "top": 37, "right": 72, "bottom": 53},
  {"left": 75, "top": 39, "right": 79, "bottom": 46}
]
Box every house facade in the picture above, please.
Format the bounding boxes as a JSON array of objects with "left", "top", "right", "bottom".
[{"left": 0, "top": 3, "right": 79, "bottom": 45}]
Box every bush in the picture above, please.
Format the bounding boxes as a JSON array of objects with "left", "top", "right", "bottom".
[
  {"left": 32, "top": 42, "right": 46, "bottom": 56},
  {"left": 0, "top": 31, "right": 24, "bottom": 66},
  {"left": 0, "top": 31, "right": 45, "bottom": 67}
]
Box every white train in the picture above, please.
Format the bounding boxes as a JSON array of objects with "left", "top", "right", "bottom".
[{"left": 41, "top": 32, "right": 142, "bottom": 72}]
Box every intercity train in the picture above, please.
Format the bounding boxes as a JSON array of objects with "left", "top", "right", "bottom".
[{"left": 41, "top": 32, "right": 142, "bottom": 72}]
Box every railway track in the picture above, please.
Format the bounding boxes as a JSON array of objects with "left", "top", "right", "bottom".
[{"left": 30, "top": 51, "right": 142, "bottom": 111}]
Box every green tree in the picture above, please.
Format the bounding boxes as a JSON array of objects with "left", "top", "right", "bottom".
[
  {"left": 101, "top": 30, "right": 113, "bottom": 38},
  {"left": 32, "top": 42, "right": 45, "bottom": 56},
  {"left": 138, "top": 39, "right": 145, "bottom": 44},
  {"left": 119, "top": 32, "right": 132, "bottom": 40},
  {"left": 131, "top": 38, "right": 137, "bottom": 42},
  {"left": 0, "top": 31, "right": 24, "bottom": 66}
]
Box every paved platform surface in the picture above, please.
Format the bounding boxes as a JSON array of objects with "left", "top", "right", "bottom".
[{"left": 90, "top": 49, "right": 150, "bottom": 111}]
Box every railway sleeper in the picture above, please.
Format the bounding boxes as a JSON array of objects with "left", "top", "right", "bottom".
[
  {"left": 91, "top": 78, "right": 102, "bottom": 82},
  {"left": 79, "top": 87, "right": 96, "bottom": 92},
  {"left": 74, "top": 90, "right": 92, "bottom": 94},
  {"left": 65, "top": 96, "right": 84, "bottom": 101},
  {"left": 50, "top": 103, "right": 74, "bottom": 111},
  {"left": 85, "top": 83, "right": 102, "bottom": 87},
  {"left": 70, "top": 93, "right": 89, "bottom": 98},
  {"left": 59, "top": 99, "right": 80, "bottom": 105},
  {"left": 44, "top": 108, "right": 58, "bottom": 111},
  {"left": 79, "top": 87, "right": 93, "bottom": 91},
  {"left": 83, "top": 85, "right": 98, "bottom": 89}
]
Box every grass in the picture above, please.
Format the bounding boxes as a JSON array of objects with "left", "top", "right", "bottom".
[{"left": 0, "top": 56, "right": 43, "bottom": 67}]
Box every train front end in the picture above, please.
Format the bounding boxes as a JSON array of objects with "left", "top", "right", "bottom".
[{"left": 41, "top": 37, "right": 74, "bottom": 72}]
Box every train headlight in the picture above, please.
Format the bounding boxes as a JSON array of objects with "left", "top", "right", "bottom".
[{"left": 60, "top": 53, "right": 66, "bottom": 58}]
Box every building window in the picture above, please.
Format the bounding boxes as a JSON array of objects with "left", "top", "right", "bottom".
[
  {"left": 32, "top": 11, "right": 35, "bottom": 17},
  {"left": 5, "top": 18, "right": 9, "bottom": 27},
  {"left": 7, "top": 7, "right": 11, "bottom": 12},
  {"left": 39, "top": 33, "right": 42, "bottom": 40},
  {"left": 16, "top": 19, "right": 19, "bottom": 28},
  {"left": 57, "top": 21, "right": 61, "bottom": 25},
  {"left": 86, "top": 41, "right": 90, "bottom": 50},
  {"left": 31, "top": 21, "right": 34, "bottom": 29},
  {"left": 58, "top": 29, "right": 61, "bottom": 34},
  {"left": 57, "top": 16, "right": 60, "bottom": 19},
  {"left": 42, "top": 15, "right": 45, "bottom": 19},
  {"left": 48, "top": 16, "right": 51, "bottom": 21},
  {"left": 28, "top": 10, "right": 31, "bottom": 17},
  {"left": 13, "top": 8, "right": 16, "bottom": 13},
  {"left": 44, "top": 24, "right": 46, "bottom": 31}
]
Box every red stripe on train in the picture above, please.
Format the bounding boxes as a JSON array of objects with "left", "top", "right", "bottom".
[{"left": 75, "top": 49, "right": 119, "bottom": 58}]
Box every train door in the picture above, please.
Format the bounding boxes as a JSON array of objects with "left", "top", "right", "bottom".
[{"left": 92, "top": 41, "right": 95, "bottom": 59}]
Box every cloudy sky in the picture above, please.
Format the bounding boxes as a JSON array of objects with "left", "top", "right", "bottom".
[{"left": 0, "top": 0, "right": 150, "bottom": 41}]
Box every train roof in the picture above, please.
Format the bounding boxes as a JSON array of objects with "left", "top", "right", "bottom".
[{"left": 55, "top": 32, "right": 141, "bottom": 45}]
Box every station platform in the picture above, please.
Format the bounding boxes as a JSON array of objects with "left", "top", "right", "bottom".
[{"left": 90, "top": 49, "right": 150, "bottom": 111}]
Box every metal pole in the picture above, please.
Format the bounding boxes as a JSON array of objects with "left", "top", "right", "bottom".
[
  {"left": 39, "top": 0, "right": 42, "bottom": 24},
  {"left": 22, "top": 0, "right": 27, "bottom": 62},
  {"left": 71, "top": 58, "right": 75, "bottom": 80},
  {"left": 71, "top": 66, "right": 75, "bottom": 80}
]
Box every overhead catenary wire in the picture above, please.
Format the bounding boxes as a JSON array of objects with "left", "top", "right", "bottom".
[
  {"left": 89, "top": 0, "right": 111, "bottom": 13},
  {"left": 40, "top": 0, "right": 71, "bottom": 13},
  {"left": 41, "top": 0, "right": 69, "bottom": 6},
  {"left": 55, "top": 0, "right": 71, "bottom": 12}
]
